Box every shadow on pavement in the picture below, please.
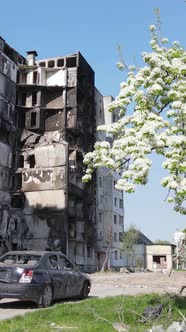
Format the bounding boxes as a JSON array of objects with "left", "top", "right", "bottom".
[{"left": 0, "top": 300, "right": 36, "bottom": 309}]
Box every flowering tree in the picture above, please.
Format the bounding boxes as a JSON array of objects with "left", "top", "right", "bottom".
[{"left": 83, "top": 25, "right": 186, "bottom": 214}]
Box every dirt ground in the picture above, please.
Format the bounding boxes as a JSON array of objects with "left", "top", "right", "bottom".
[{"left": 89, "top": 270, "right": 186, "bottom": 298}]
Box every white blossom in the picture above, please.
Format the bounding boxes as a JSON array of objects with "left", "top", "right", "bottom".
[
  {"left": 82, "top": 174, "right": 92, "bottom": 182},
  {"left": 162, "top": 38, "right": 168, "bottom": 44},
  {"left": 172, "top": 101, "right": 183, "bottom": 109},
  {"left": 166, "top": 110, "right": 175, "bottom": 117},
  {"left": 147, "top": 83, "right": 163, "bottom": 94},
  {"left": 149, "top": 25, "right": 156, "bottom": 31},
  {"left": 173, "top": 41, "right": 180, "bottom": 47},
  {"left": 83, "top": 26, "right": 186, "bottom": 215},
  {"left": 167, "top": 197, "right": 175, "bottom": 203}
]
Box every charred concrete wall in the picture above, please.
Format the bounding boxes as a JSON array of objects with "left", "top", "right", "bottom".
[
  {"left": 19, "top": 138, "right": 68, "bottom": 253},
  {"left": 66, "top": 53, "right": 96, "bottom": 271},
  {"left": 0, "top": 37, "right": 26, "bottom": 254}
]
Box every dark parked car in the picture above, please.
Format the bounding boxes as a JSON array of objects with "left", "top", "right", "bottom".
[{"left": 0, "top": 251, "right": 91, "bottom": 308}]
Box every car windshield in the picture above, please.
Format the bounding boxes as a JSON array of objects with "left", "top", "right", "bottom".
[{"left": 0, "top": 254, "right": 42, "bottom": 266}]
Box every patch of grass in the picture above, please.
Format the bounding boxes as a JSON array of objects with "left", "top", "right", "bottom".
[{"left": 0, "top": 294, "right": 186, "bottom": 332}]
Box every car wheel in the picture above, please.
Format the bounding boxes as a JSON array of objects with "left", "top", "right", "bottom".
[
  {"left": 80, "top": 281, "right": 90, "bottom": 299},
  {"left": 38, "top": 284, "right": 53, "bottom": 308}
]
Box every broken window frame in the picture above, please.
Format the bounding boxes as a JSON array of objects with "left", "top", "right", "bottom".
[
  {"left": 32, "top": 92, "right": 37, "bottom": 106},
  {"left": 66, "top": 57, "right": 76, "bottom": 68},
  {"left": 30, "top": 112, "right": 36, "bottom": 127},
  {"left": 11, "top": 195, "right": 24, "bottom": 209},
  {"left": 48, "top": 60, "right": 55, "bottom": 68},
  {"left": 27, "top": 154, "right": 36, "bottom": 168},
  {"left": 114, "top": 250, "right": 118, "bottom": 260},
  {"left": 21, "top": 93, "right": 27, "bottom": 106},
  {"left": 57, "top": 58, "right": 64, "bottom": 67}
]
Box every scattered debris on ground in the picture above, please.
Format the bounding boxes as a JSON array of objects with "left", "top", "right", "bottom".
[
  {"left": 90, "top": 271, "right": 186, "bottom": 297},
  {"left": 142, "top": 304, "right": 163, "bottom": 322}
]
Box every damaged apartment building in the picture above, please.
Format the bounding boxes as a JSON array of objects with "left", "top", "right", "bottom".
[
  {"left": 0, "top": 37, "right": 96, "bottom": 271},
  {"left": 0, "top": 37, "right": 124, "bottom": 271}
]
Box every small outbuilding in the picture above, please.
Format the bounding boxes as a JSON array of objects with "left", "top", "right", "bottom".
[{"left": 146, "top": 244, "right": 175, "bottom": 271}]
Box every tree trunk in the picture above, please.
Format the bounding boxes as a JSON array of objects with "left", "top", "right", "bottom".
[{"left": 100, "top": 245, "right": 111, "bottom": 272}]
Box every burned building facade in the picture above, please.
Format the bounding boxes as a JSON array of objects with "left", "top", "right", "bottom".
[
  {"left": 0, "top": 38, "right": 96, "bottom": 271},
  {"left": 0, "top": 37, "right": 26, "bottom": 253}
]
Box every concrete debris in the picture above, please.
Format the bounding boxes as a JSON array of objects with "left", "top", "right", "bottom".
[
  {"left": 119, "top": 267, "right": 130, "bottom": 274},
  {"left": 49, "top": 322, "right": 78, "bottom": 330},
  {"left": 143, "top": 304, "right": 163, "bottom": 320},
  {"left": 119, "top": 267, "right": 152, "bottom": 274},
  {"left": 112, "top": 322, "right": 129, "bottom": 331},
  {"left": 149, "top": 320, "right": 186, "bottom": 332}
]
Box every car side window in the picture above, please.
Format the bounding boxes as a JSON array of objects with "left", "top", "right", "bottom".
[
  {"left": 48, "top": 255, "right": 58, "bottom": 269},
  {"left": 59, "top": 255, "right": 73, "bottom": 270}
]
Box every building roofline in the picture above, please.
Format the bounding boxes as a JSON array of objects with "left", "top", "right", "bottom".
[{"left": 26, "top": 50, "right": 38, "bottom": 56}]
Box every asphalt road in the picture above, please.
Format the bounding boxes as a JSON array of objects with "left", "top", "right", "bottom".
[{"left": 0, "top": 271, "right": 185, "bottom": 322}]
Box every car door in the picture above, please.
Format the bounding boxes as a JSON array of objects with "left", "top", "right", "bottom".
[
  {"left": 58, "top": 255, "right": 81, "bottom": 298},
  {"left": 47, "top": 254, "right": 67, "bottom": 299}
]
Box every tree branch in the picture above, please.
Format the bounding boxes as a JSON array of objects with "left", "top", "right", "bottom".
[
  {"left": 104, "top": 158, "right": 130, "bottom": 177},
  {"left": 158, "top": 102, "right": 169, "bottom": 114}
]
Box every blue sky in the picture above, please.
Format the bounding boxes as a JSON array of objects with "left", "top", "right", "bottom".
[{"left": 1, "top": 0, "right": 185, "bottom": 241}]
